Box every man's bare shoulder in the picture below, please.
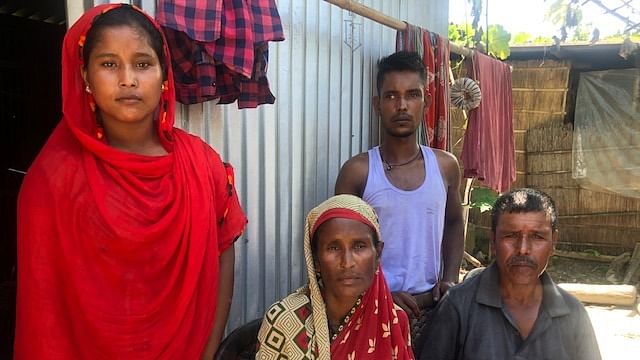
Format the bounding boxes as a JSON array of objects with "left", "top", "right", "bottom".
[
  {"left": 432, "top": 148, "right": 460, "bottom": 173},
  {"left": 431, "top": 148, "right": 459, "bottom": 166},
  {"left": 343, "top": 152, "right": 370, "bottom": 168},
  {"left": 335, "top": 152, "right": 370, "bottom": 196}
]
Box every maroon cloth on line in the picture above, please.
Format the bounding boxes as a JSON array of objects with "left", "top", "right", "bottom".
[{"left": 460, "top": 52, "right": 515, "bottom": 193}]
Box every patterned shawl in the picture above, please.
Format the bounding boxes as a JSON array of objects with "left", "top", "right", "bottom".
[{"left": 256, "top": 195, "right": 414, "bottom": 359}]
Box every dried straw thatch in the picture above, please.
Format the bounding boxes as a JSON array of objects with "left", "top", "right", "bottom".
[{"left": 458, "top": 59, "right": 640, "bottom": 255}]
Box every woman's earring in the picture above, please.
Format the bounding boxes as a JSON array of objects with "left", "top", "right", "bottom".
[
  {"left": 315, "top": 271, "right": 324, "bottom": 288},
  {"left": 85, "top": 85, "right": 91, "bottom": 94},
  {"left": 161, "top": 84, "right": 165, "bottom": 92}
]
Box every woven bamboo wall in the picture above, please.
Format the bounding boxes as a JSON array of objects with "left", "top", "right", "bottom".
[{"left": 454, "top": 59, "right": 639, "bottom": 256}]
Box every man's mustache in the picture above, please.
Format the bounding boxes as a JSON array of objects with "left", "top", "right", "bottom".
[{"left": 507, "top": 255, "right": 537, "bottom": 267}]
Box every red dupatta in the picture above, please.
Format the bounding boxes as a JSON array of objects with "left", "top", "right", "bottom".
[
  {"left": 330, "top": 266, "right": 413, "bottom": 359},
  {"left": 309, "top": 197, "right": 413, "bottom": 359},
  {"left": 14, "top": 4, "right": 246, "bottom": 359},
  {"left": 315, "top": 208, "right": 413, "bottom": 360}
]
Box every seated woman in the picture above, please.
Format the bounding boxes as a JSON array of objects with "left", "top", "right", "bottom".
[{"left": 256, "top": 195, "right": 414, "bottom": 359}]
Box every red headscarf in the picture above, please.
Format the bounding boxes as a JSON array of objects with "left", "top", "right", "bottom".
[
  {"left": 14, "top": 4, "right": 246, "bottom": 359},
  {"left": 314, "top": 205, "right": 413, "bottom": 360},
  {"left": 256, "top": 195, "right": 413, "bottom": 360}
]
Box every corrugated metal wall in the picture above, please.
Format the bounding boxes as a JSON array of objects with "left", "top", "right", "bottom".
[{"left": 71, "top": 0, "right": 448, "bottom": 331}]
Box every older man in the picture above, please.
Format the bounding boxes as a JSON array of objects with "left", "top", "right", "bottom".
[{"left": 418, "top": 188, "right": 601, "bottom": 360}]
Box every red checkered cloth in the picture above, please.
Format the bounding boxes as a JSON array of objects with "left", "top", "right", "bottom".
[
  {"left": 162, "top": 26, "right": 218, "bottom": 104},
  {"left": 158, "top": 0, "right": 283, "bottom": 107},
  {"left": 236, "top": 43, "right": 276, "bottom": 108},
  {"left": 163, "top": 27, "right": 275, "bottom": 107},
  {"left": 205, "top": 0, "right": 255, "bottom": 77},
  {"left": 249, "top": 0, "right": 285, "bottom": 43},
  {"left": 156, "top": 0, "right": 223, "bottom": 42}
]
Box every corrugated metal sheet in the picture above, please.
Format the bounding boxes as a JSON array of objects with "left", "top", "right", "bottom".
[{"left": 72, "top": 0, "right": 448, "bottom": 331}]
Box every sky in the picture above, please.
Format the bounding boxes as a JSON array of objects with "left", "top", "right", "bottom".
[{"left": 448, "top": 0, "right": 636, "bottom": 39}]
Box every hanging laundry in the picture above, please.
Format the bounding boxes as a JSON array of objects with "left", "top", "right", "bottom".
[
  {"left": 204, "top": 0, "right": 255, "bottom": 78},
  {"left": 236, "top": 43, "right": 276, "bottom": 108},
  {"left": 396, "top": 24, "right": 450, "bottom": 150},
  {"left": 156, "top": 0, "right": 284, "bottom": 107},
  {"left": 156, "top": 0, "right": 223, "bottom": 42},
  {"left": 460, "top": 51, "right": 515, "bottom": 193},
  {"left": 162, "top": 27, "right": 218, "bottom": 103}
]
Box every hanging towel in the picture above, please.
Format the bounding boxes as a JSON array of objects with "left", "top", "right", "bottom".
[
  {"left": 396, "top": 24, "right": 450, "bottom": 150},
  {"left": 460, "top": 51, "right": 515, "bottom": 193},
  {"left": 157, "top": 0, "right": 284, "bottom": 107}
]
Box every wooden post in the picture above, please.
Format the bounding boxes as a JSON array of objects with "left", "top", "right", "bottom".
[{"left": 623, "top": 242, "right": 640, "bottom": 284}]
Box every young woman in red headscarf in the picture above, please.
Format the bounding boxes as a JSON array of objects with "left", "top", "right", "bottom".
[{"left": 14, "top": 4, "right": 246, "bottom": 359}]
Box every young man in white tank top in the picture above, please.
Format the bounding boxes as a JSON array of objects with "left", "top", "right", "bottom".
[{"left": 335, "top": 51, "right": 464, "bottom": 337}]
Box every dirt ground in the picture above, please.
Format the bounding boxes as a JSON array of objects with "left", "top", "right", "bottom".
[
  {"left": 546, "top": 256, "right": 610, "bottom": 284},
  {"left": 586, "top": 305, "right": 640, "bottom": 360},
  {"left": 548, "top": 256, "right": 640, "bottom": 360}
]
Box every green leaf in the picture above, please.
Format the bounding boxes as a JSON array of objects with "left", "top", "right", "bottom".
[
  {"left": 486, "top": 24, "right": 511, "bottom": 59},
  {"left": 512, "top": 32, "right": 532, "bottom": 45},
  {"left": 469, "top": 187, "right": 499, "bottom": 213}
]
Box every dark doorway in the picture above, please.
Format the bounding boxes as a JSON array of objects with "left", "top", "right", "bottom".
[{"left": 0, "top": 12, "right": 65, "bottom": 358}]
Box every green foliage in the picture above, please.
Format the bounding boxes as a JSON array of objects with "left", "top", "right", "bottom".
[
  {"left": 600, "top": 33, "right": 640, "bottom": 43},
  {"left": 545, "top": 0, "right": 567, "bottom": 26},
  {"left": 469, "top": 187, "right": 499, "bottom": 213},
  {"left": 486, "top": 24, "right": 511, "bottom": 59},
  {"left": 448, "top": 22, "right": 475, "bottom": 47},
  {"left": 531, "top": 35, "right": 554, "bottom": 44},
  {"left": 448, "top": 23, "right": 511, "bottom": 60},
  {"left": 572, "top": 23, "right": 592, "bottom": 42},
  {"left": 511, "top": 33, "right": 556, "bottom": 46},
  {"left": 545, "top": 0, "right": 585, "bottom": 42},
  {"left": 512, "top": 32, "right": 532, "bottom": 45}
]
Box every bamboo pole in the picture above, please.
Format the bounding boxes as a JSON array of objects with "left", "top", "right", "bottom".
[{"left": 324, "top": 0, "right": 474, "bottom": 58}]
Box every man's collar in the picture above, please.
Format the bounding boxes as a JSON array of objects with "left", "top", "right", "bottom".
[
  {"left": 475, "top": 263, "right": 502, "bottom": 307},
  {"left": 475, "top": 263, "right": 571, "bottom": 317},
  {"left": 540, "top": 270, "right": 571, "bottom": 317}
]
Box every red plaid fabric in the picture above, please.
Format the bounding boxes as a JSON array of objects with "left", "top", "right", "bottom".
[
  {"left": 249, "top": 0, "right": 285, "bottom": 43},
  {"left": 156, "top": 0, "right": 223, "bottom": 42},
  {"left": 205, "top": 0, "right": 255, "bottom": 78},
  {"left": 162, "top": 26, "right": 218, "bottom": 104},
  {"left": 237, "top": 43, "right": 275, "bottom": 108},
  {"left": 163, "top": 27, "right": 275, "bottom": 107},
  {"left": 159, "top": 0, "right": 283, "bottom": 107}
]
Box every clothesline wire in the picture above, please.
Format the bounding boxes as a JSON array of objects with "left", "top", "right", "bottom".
[{"left": 323, "top": 0, "right": 474, "bottom": 58}]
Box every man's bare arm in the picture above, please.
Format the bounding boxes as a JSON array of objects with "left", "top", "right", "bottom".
[
  {"left": 434, "top": 150, "right": 465, "bottom": 301},
  {"left": 334, "top": 153, "right": 369, "bottom": 197}
]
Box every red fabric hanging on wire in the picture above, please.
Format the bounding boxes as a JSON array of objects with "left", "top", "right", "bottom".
[{"left": 397, "top": 24, "right": 450, "bottom": 150}]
